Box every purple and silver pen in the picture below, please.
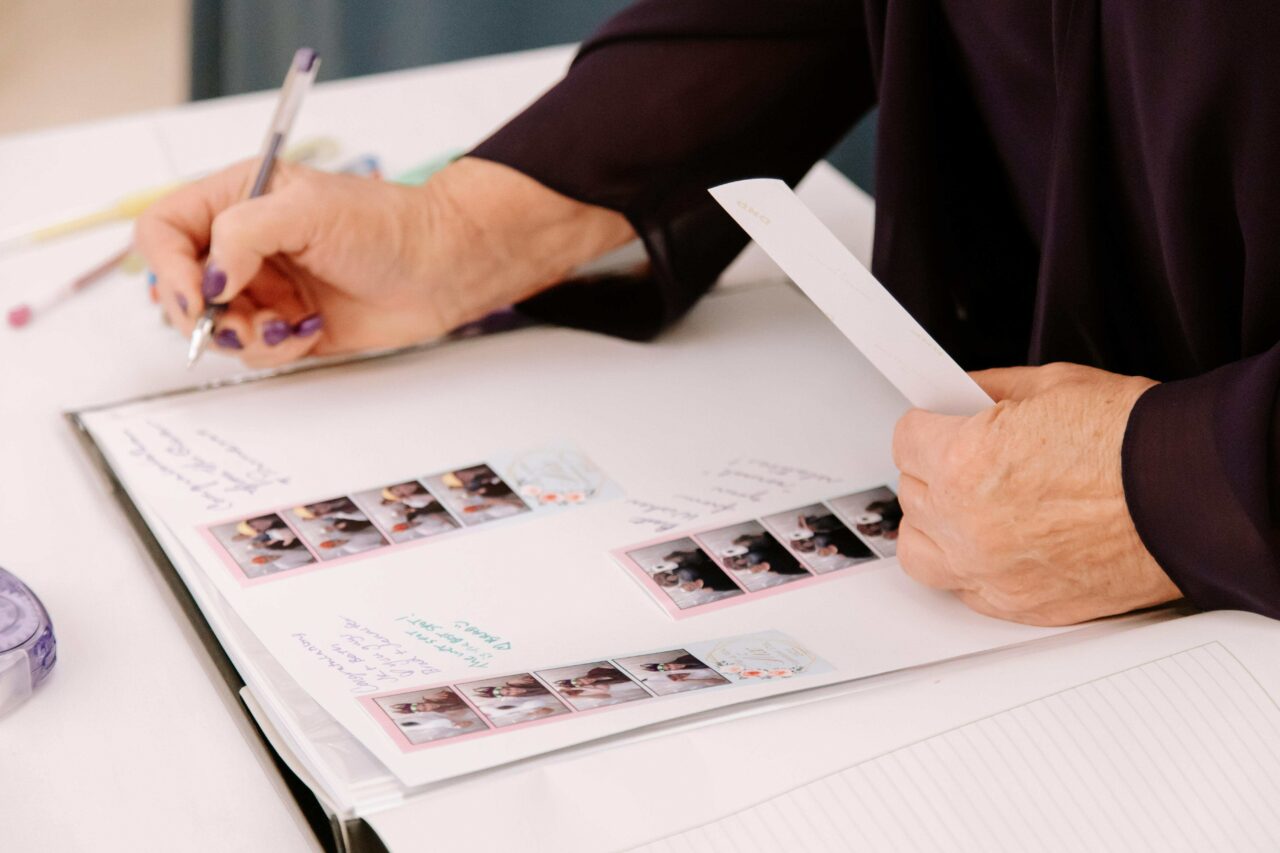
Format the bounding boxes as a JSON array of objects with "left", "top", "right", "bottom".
[{"left": 187, "top": 47, "right": 321, "bottom": 367}]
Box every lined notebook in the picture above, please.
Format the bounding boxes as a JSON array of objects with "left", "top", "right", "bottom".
[{"left": 635, "top": 642, "right": 1280, "bottom": 852}]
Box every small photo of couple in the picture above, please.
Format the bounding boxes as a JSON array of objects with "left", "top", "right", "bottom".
[
  {"left": 614, "top": 649, "right": 731, "bottom": 696},
  {"left": 826, "top": 486, "right": 901, "bottom": 558},
  {"left": 695, "top": 520, "right": 815, "bottom": 592},
  {"left": 421, "top": 464, "right": 531, "bottom": 527},
  {"left": 759, "top": 503, "right": 878, "bottom": 573},
  {"left": 352, "top": 480, "right": 460, "bottom": 544},
  {"left": 455, "top": 673, "right": 572, "bottom": 728},
  {"left": 535, "top": 661, "right": 653, "bottom": 711},
  {"left": 289, "top": 496, "right": 390, "bottom": 560},
  {"left": 374, "top": 686, "right": 489, "bottom": 746},
  {"left": 625, "top": 537, "right": 745, "bottom": 611},
  {"left": 209, "top": 513, "right": 316, "bottom": 579}
]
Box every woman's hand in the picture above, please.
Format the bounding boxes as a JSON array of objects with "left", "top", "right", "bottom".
[
  {"left": 135, "top": 156, "right": 635, "bottom": 367},
  {"left": 891, "top": 363, "right": 1182, "bottom": 626}
]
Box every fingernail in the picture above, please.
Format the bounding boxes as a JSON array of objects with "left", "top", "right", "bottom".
[
  {"left": 294, "top": 313, "right": 324, "bottom": 337},
  {"left": 201, "top": 263, "right": 227, "bottom": 300},
  {"left": 176, "top": 293, "right": 189, "bottom": 314},
  {"left": 146, "top": 271, "right": 157, "bottom": 287},
  {"left": 214, "top": 328, "right": 243, "bottom": 350},
  {"left": 263, "top": 319, "right": 292, "bottom": 346}
]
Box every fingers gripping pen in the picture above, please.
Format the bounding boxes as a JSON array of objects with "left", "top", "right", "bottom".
[{"left": 187, "top": 47, "right": 321, "bottom": 367}]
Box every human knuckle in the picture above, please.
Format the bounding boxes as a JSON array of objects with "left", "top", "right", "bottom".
[{"left": 891, "top": 412, "right": 919, "bottom": 461}]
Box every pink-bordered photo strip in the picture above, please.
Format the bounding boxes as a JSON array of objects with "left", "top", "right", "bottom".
[
  {"left": 611, "top": 485, "right": 899, "bottom": 619},
  {"left": 361, "top": 663, "right": 667, "bottom": 753},
  {"left": 361, "top": 633, "right": 828, "bottom": 753},
  {"left": 197, "top": 462, "right": 537, "bottom": 588}
]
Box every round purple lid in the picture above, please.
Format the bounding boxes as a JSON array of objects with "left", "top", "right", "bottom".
[{"left": 0, "top": 568, "right": 56, "bottom": 713}]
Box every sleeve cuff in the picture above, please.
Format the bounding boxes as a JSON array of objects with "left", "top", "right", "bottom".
[{"left": 1122, "top": 351, "right": 1280, "bottom": 617}]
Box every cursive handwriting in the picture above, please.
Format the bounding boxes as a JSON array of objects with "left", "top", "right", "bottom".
[
  {"left": 626, "top": 457, "right": 837, "bottom": 532},
  {"left": 120, "top": 421, "right": 290, "bottom": 511},
  {"left": 395, "top": 614, "right": 513, "bottom": 670},
  {"left": 293, "top": 616, "right": 442, "bottom": 695}
]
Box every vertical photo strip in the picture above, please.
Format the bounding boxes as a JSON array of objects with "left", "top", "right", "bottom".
[
  {"left": 200, "top": 446, "right": 619, "bottom": 585},
  {"left": 612, "top": 484, "right": 899, "bottom": 618},
  {"left": 362, "top": 631, "right": 831, "bottom": 753}
]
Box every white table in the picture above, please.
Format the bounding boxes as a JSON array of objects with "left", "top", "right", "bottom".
[{"left": 0, "top": 46, "right": 874, "bottom": 851}]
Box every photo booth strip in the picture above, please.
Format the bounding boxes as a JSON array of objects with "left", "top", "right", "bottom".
[
  {"left": 612, "top": 485, "right": 900, "bottom": 619},
  {"left": 361, "top": 630, "right": 831, "bottom": 753},
  {"left": 199, "top": 446, "right": 615, "bottom": 587}
]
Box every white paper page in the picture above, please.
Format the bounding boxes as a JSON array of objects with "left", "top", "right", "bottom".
[
  {"left": 637, "top": 625, "right": 1280, "bottom": 852},
  {"left": 710, "top": 179, "right": 993, "bottom": 416},
  {"left": 361, "top": 612, "right": 1278, "bottom": 853},
  {"left": 79, "top": 283, "right": 1068, "bottom": 788}
]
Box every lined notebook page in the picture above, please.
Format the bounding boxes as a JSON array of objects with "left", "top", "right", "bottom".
[{"left": 634, "top": 643, "right": 1280, "bottom": 852}]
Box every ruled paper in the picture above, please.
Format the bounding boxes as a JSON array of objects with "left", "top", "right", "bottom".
[{"left": 633, "top": 643, "right": 1280, "bottom": 852}]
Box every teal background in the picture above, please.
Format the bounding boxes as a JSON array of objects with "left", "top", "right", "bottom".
[{"left": 190, "top": 0, "right": 877, "bottom": 192}]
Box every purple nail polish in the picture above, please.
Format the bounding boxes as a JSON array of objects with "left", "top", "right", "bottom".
[
  {"left": 263, "top": 319, "right": 292, "bottom": 346},
  {"left": 176, "top": 293, "right": 189, "bottom": 314},
  {"left": 201, "top": 263, "right": 227, "bottom": 300},
  {"left": 214, "top": 328, "right": 243, "bottom": 350},
  {"left": 294, "top": 313, "right": 324, "bottom": 337}
]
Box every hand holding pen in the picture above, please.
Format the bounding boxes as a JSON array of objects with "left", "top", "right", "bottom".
[
  {"left": 133, "top": 63, "right": 636, "bottom": 369},
  {"left": 187, "top": 48, "right": 321, "bottom": 367}
]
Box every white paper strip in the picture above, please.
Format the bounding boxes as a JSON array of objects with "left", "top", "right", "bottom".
[{"left": 711, "top": 178, "right": 992, "bottom": 416}]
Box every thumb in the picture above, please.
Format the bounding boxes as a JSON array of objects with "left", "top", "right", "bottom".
[
  {"left": 968, "top": 366, "right": 1047, "bottom": 402},
  {"left": 970, "top": 362, "right": 1101, "bottom": 401},
  {"left": 202, "top": 185, "right": 316, "bottom": 305}
]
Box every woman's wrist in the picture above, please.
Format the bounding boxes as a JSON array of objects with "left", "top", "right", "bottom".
[{"left": 417, "top": 157, "right": 635, "bottom": 327}]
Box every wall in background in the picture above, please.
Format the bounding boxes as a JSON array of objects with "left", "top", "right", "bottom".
[
  {"left": 191, "top": 0, "right": 877, "bottom": 192},
  {"left": 0, "top": 0, "right": 189, "bottom": 135}
]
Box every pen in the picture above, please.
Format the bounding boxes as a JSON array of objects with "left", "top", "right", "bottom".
[
  {"left": 7, "top": 246, "right": 131, "bottom": 329},
  {"left": 187, "top": 47, "right": 321, "bottom": 368}
]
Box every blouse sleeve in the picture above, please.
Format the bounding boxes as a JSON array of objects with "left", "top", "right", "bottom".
[
  {"left": 1122, "top": 345, "right": 1280, "bottom": 618},
  {"left": 469, "top": 0, "right": 876, "bottom": 339}
]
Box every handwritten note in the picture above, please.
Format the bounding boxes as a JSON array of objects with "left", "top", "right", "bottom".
[
  {"left": 292, "top": 616, "right": 442, "bottom": 695},
  {"left": 120, "top": 420, "right": 290, "bottom": 512},
  {"left": 626, "top": 457, "right": 840, "bottom": 533},
  {"left": 396, "top": 614, "right": 515, "bottom": 670}
]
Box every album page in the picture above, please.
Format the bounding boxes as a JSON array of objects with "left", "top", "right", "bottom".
[{"left": 77, "top": 282, "right": 1070, "bottom": 787}]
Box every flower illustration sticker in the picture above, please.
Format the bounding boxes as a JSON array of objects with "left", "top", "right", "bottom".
[
  {"left": 686, "top": 631, "right": 832, "bottom": 683},
  {"left": 497, "top": 444, "right": 620, "bottom": 510}
]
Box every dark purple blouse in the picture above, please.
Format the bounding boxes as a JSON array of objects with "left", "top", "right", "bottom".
[{"left": 472, "top": 0, "right": 1280, "bottom": 618}]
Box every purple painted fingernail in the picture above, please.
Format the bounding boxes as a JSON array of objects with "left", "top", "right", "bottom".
[
  {"left": 214, "top": 328, "right": 243, "bottom": 350},
  {"left": 294, "top": 313, "right": 324, "bottom": 337},
  {"left": 201, "top": 263, "right": 227, "bottom": 300},
  {"left": 175, "top": 293, "right": 189, "bottom": 314},
  {"left": 263, "top": 319, "right": 292, "bottom": 346}
]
